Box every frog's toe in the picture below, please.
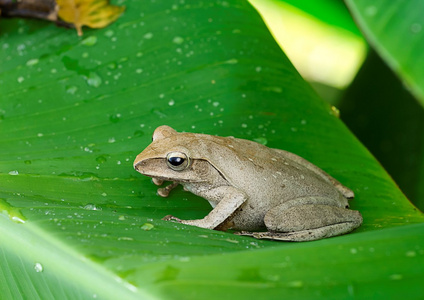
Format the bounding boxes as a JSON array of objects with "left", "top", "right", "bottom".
[
  {"left": 234, "top": 231, "right": 262, "bottom": 238},
  {"left": 235, "top": 230, "right": 307, "bottom": 241},
  {"left": 157, "top": 182, "right": 179, "bottom": 197},
  {"left": 162, "top": 215, "right": 182, "bottom": 222},
  {"left": 234, "top": 231, "right": 258, "bottom": 237},
  {"left": 152, "top": 178, "right": 164, "bottom": 186}
]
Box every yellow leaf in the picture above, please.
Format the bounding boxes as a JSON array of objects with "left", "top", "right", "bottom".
[{"left": 57, "top": 0, "right": 125, "bottom": 36}]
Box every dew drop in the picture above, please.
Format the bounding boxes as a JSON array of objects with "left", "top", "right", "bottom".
[
  {"left": 225, "top": 238, "right": 239, "bottom": 244},
  {"left": 34, "top": 262, "right": 43, "bottom": 273},
  {"left": 178, "top": 256, "right": 190, "bottom": 262},
  {"left": 141, "top": 223, "right": 154, "bottom": 231},
  {"left": 225, "top": 58, "right": 238, "bottom": 64},
  {"left": 81, "top": 36, "right": 98, "bottom": 46},
  {"left": 8, "top": 170, "right": 19, "bottom": 175},
  {"left": 66, "top": 86, "right": 78, "bottom": 95},
  {"left": 26, "top": 58, "right": 39, "bottom": 66},
  {"left": 95, "top": 156, "right": 107, "bottom": 164},
  {"left": 134, "top": 130, "right": 144, "bottom": 137},
  {"left": 144, "top": 32, "right": 153, "bottom": 39},
  {"left": 12, "top": 216, "right": 25, "bottom": 223},
  {"left": 152, "top": 108, "right": 167, "bottom": 118},
  {"left": 86, "top": 72, "right": 102, "bottom": 87},
  {"left": 287, "top": 280, "right": 303, "bottom": 288},
  {"left": 83, "top": 203, "right": 100, "bottom": 211},
  {"left": 389, "top": 274, "right": 403, "bottom": 280},
  {"left": 253, "top": 137, "right": 267, "bottom": 145},
  {"left": 104, "top": 30, "right": 114, "bottom": 37},
  {"left": 109, "top": 113, "right": 121, "bottom": 123},
  {"left": 365, "top": 6, "right": 377, "bottom": 16},
  {"left": 173, "top": 36, "right": 184, "bottom": 44}
]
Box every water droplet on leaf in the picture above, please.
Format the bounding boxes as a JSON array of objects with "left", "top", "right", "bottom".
[
  {"left": 34, "top": 263, "right": 43, "bottom": 273},
  {"left": 81, "top": 36, "right": 98, "bottom": 46},
  {"left": 83, "top": 203, "right": 101, "bottom": 211},
  {"left": 173, "top": 36, "right": 184, "bottom": 44},
  {"left": 86, "top": 72, "right": 102, "bottom": 87},
  {"left": 26, "top": 58, "right": 39, "bottom": 66},
  {"left": 141, "top": 223, "right": 154, "bottom": 231}
]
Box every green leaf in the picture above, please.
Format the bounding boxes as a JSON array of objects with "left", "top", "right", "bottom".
[
  {"left": 276, "top": 0, "right": 363, "bottom": 36},
  {"left": 345, "top": 0, "right": 424, "bottom": 106},
  {"left": 130, "top": 223, "right": 424, "bottom": 299},
  {"left": 0, "top": 1, "right": 423, "bottom": 299}
]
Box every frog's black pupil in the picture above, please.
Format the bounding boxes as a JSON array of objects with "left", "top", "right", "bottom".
[{"left": 168, "top": 156, "right": 184, "bottom": 166}]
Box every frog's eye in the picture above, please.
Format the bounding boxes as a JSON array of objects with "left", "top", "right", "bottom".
[{"left": 166, "top": 152, "right": 190, "bottom": 171}]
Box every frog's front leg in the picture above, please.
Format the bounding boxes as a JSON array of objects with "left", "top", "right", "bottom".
[
  {"left": 237, "top": 198, "right": 362, "bottom": 241},
  {"left": 162, "top": 186, "right": 247, "bottom": 230},
  {"left": 151, "top": 178, "right": 180, "bottom": 197}
]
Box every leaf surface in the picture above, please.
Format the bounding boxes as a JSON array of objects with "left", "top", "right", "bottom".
[
  {"left": 0, "top": 0, "right": 423, "bottom": 299},
  {"left": 345, "top": 0, "right": 424, "bottom": 106}
]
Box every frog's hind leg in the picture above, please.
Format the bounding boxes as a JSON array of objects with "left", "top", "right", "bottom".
[
  {"left": 236, "top": 223, "right": 358, "bottom": 242},
  {"left": 271, "top": 149, "right": 354, "bottom": 199},
  {"left": 236, "top": 203, "right": 362, "bottom": 242}
]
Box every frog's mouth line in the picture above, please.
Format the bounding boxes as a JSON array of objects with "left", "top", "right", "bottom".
[
  {"left": 134, "top": 158, "right": 228, "bottom": 184},
  {"left": 146, "top": 174, "right": 201, "bottom": 183}
]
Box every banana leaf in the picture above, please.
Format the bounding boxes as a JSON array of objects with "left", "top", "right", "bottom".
[{"left": 1, "top": 0, "right": 423, "bottom": 299}]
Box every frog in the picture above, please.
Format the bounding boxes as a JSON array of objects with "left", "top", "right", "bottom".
[{"left": 133, "top": 125, "right": 363, "bottom": 241}]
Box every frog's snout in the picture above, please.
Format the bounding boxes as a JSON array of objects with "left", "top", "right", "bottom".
[{"left": 133, "top": 159, "right": 145, "bottom": 172}]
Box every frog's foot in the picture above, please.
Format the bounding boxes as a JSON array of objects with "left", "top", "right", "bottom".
[
  {"left": 235, "top": 230, "right": 299, "bottom": 241},
  {"left": 162, "top": 215, "right": 182, "bottom": 222},
  {"left": 234, "top": 231, "right": 264, "bottom": 238},
  {"left": 152, "top": 178, "right": 164, "bottom": 186},
  {"left": 157, "top": 182, "right": 179, "bottom": 197},
  {"left": 235, "top": 224, "right": 357, "bottom": 242}
]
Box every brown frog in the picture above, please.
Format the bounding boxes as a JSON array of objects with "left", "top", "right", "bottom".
[{"left": 133, "top": 125, "right": 362, "bottom": 241}]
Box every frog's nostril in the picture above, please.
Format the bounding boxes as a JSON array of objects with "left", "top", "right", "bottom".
[{"left": 134, "top": 162, "right": 144, "bottom": 171}]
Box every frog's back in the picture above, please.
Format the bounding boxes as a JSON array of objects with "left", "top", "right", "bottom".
[{"left": 187, "top": 133, "right": 346, "bottom": 205}]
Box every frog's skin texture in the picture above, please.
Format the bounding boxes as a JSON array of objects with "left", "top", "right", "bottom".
[{"left": 133, "top": 125, "right": 363, "bottom": 241}]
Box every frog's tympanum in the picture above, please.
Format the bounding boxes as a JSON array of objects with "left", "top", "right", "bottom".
[{"left": 134, "top": 125, "right": 362, "bottom": 241}]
